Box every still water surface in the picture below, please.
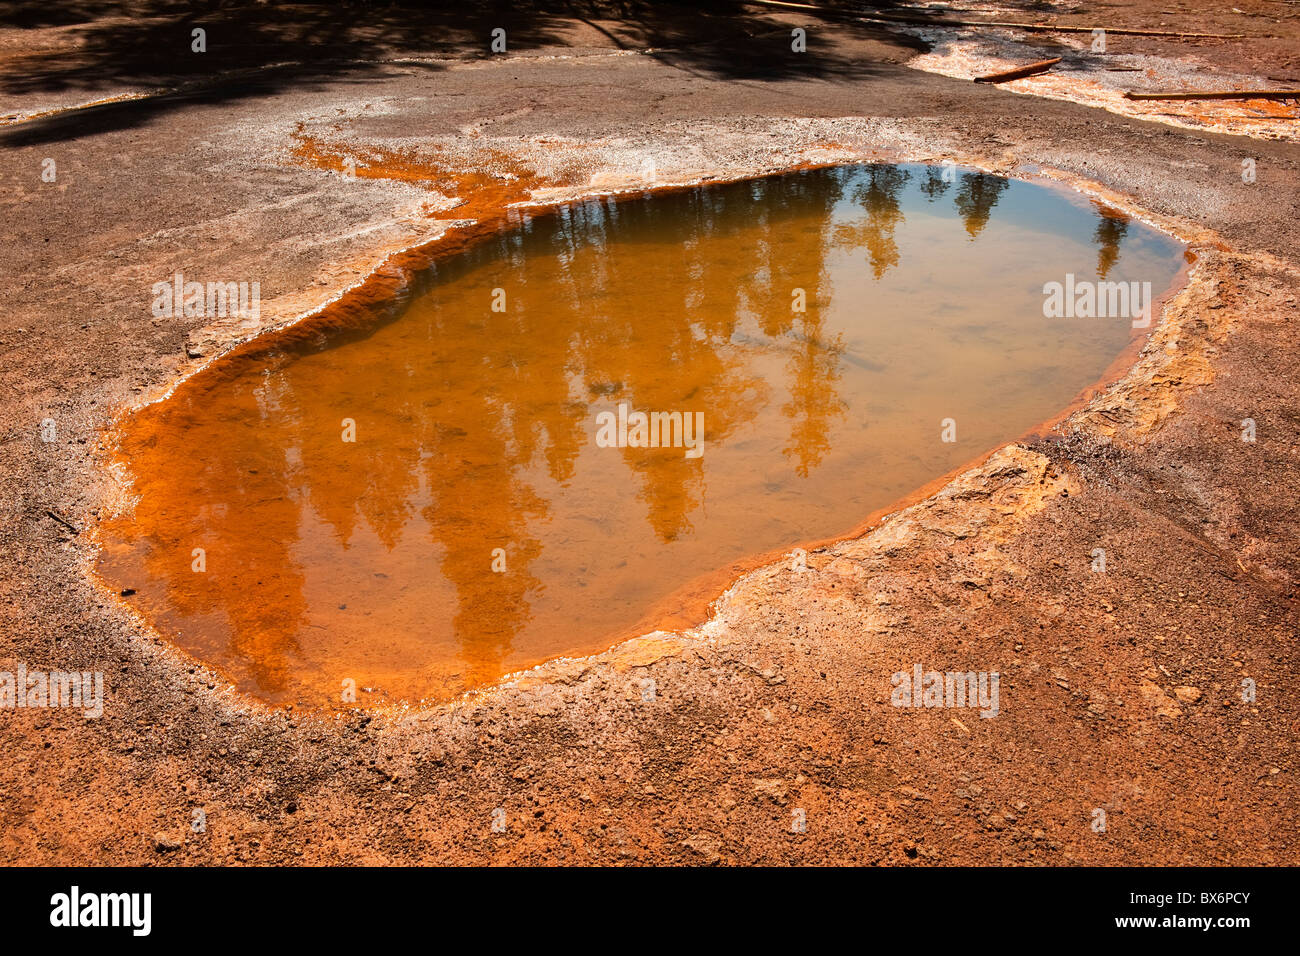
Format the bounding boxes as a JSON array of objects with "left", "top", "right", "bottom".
[{"left": 97, "top": 165, "right": 1186, "bottom": 707}]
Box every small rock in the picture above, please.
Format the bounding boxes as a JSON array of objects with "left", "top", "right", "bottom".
[
  {"left": 1140, "top": 680, "right": 1183, "bottom": 718},
  {"left": 153, "top": 832, "right": 181, "bottom": 853},
  {"left": 680, "top": 836, "right": 721, "bottom": 864},
  {"left": 753, "top": 778, "right": 789, "bottom": 805}
]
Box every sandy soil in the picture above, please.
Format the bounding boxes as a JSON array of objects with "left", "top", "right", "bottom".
[{"left": 1, "top": 1, "right": 1297, "bottom": 864}]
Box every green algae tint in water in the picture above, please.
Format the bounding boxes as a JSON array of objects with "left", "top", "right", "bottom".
[{"left": 98, "top": 165, "right": 1186, "bottom": 708}]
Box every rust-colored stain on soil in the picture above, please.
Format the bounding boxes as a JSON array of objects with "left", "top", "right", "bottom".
[
  {"left": 290, "top": 131, "right": 553, "bottom": 222},
  {"left": 95, "top": 164, "right": 1186, "bottom": 709}
]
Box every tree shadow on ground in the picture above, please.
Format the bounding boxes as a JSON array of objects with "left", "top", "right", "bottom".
[{"left": 0, "top": 1, "right": 926, "bottom": 145}]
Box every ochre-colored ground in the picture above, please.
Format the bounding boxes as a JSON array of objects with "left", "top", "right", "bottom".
[{"left": 1, "top": 1, "right": 1297, "bottom": 864}]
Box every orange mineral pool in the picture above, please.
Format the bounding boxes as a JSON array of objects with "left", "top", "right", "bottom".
[{"left": 96, "top": 165, "right": 1186, "bottom": 709}]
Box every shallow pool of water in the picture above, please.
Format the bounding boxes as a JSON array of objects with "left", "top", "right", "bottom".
[{"left": 98, "top": 165, "right": 1186, "bottom": 707}]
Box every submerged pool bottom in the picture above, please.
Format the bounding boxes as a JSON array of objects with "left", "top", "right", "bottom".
[{"left": 97, "top": 164, "right": 1187, "bottom": 708}]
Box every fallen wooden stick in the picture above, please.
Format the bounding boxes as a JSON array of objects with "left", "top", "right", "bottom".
[
  {"left": 46, "top": 509, "right": 79, "bottom": 535},
  {"left": 973, "top": 57, "right": 1062, "bottom": 83},
  {"left": 856, "top": 11, "right": 1254, "bottom": 38},
  {"left": 739, "top": 2, "right": 1259, "bottom": 39},
  {"left": 1124, "top": 89, "right": 1300, "bottom": 100}
]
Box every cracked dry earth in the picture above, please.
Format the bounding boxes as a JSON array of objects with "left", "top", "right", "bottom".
[{"left": 1, "top": 2, "right": 1298, "bottom": 864}]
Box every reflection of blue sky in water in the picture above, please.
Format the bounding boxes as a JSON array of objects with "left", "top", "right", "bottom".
[{"left": 98, "top": 165, "right": 1187, "bottom": 708}]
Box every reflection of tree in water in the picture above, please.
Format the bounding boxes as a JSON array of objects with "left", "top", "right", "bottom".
[
  {"left": 1093, "top": 208, "right": 1130, "bottom": 279},
  {"left": 773, "top": 171, "right": 849, "bottom": 477},
  {"left": 834, "top": 165, "right": 912, "bottom": 279},
  {"left": 780, "top": 316, "right": 845, "bottom": 478},
  {"left": 920, "top": 166, "right": 952, "bottom": 202},
  {"left": 418, "top": 410, "right": 548, "bottom": 689},
  {"left": 953, "top": 171, "right": 1009, "bottom": 239},
  {"left": 574, "top": 187, "right": 755, "bottom": 544},
  {"left": 739, "top": 169, "right": 848, "bottom": 477}
]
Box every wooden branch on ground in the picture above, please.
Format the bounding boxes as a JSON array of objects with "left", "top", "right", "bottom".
[
  {"left": 1124, "top": 89, "right": 1300, "bottom": 101},
  {"left": 738, "top": 1, "right": 1261, "bottom": 39},
  {"left": 973, "top": 57, "right": 1061, "bottom": 83},
  {"left": 856, "top": 11, "right": 1255, "bottom": 38},
  {"left": 46, "top": 510, "right": 79, "bottom": 535}
]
